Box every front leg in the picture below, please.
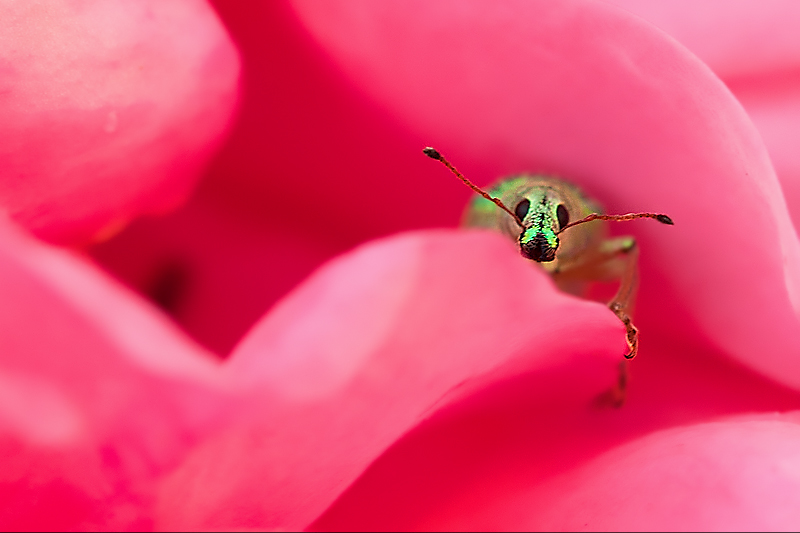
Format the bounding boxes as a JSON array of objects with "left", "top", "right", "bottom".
[
  {"left": 602, "top": 237, "right": 640, "bottom": 360},
  {"left": 553, "top": 236, "right": 640, "bottom": 359}
]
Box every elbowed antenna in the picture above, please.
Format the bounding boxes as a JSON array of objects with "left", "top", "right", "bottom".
[
  {"left": 557, "top": 212, "right": 674, "bottom": 234},
  {"left": 423, "top": 147, "right": 524, "bottom": 228}
]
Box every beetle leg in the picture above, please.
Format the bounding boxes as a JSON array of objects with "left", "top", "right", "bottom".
[
  {"left": 590, "top": 237, "right": 640, "bottom": 405},
  {"left": 562, "top": 236, "right": 640, "bottom": 358},
  {"left": 551, "top": 236, "right": 640, "bottom": 403},
  {"left": 603, "top": 237, "right": 640, "bottom": 360}
]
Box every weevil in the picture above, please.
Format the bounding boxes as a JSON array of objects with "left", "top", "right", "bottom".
[{"left": 423, "top": 147, "right": 673, "bottom": 363}]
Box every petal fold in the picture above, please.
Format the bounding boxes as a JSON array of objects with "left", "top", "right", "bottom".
[
  {"left": 0, "top": 0, "right": 240, "bottom": 244},
  {"left": 0, "top": 218, "right": 229, "bottom": 530},
  {"left": 156, "top": 230, "right": 625, "bottom": 530},
  {"left": 429, "top": 414, "right": 800, "bottom": 531}
]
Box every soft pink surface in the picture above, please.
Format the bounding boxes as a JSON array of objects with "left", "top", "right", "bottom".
[
  {"left": 607, "top": 0, "right": 800, "bottom": 239},
  {"left": 424, "top": 415, "right": 800, "bottom": 530},
  {"left": 0, "top": 222, "right": 623, "bottom": 529},
  {"left": 604, "top": 0, "right": 800, "bottom": 79},
  {"left": 740, "top": 87, "right": 800, "bottom": 230},
  {"left": 0, "top": 219, "right": 228, "bottom": 530},
  {"left": 3, "top": 0, "right": 800, "bottom": 531},
  {"left": 156, "top": 231, "right": 623, "bottom": 530},
  {"left": 311, "top": 328, "right": 800, "bottom": 530},
  {"left": 0, "top": 0, "right": 239, "bottom": 244}
]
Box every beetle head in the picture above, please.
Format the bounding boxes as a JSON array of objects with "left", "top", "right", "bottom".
[{"left": 514, "top": 194, "right": 569, "bottom": 263}]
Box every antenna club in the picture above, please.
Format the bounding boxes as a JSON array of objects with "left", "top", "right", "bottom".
[
  {"left": 422, "top": 147, "right": 442, "bottom": 160},
  {"left": 656, "top": 214, "right": 674, "bottom": 225}
]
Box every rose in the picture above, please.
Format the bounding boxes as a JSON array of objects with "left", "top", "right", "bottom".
[{"left": 3, "top": 0, "right": 800, "bottom": 530}]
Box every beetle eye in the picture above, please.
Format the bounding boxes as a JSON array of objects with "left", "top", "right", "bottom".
[
  {"left": 515, "top": 199, "right": 530, "bottom": 220},
  {"left": 556, "top": 204, "right": 569, "bottom": 229}
]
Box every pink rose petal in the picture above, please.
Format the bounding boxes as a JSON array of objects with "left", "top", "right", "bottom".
[
  {"left": 604, "top": 0, "right": 800, "bottom": 80},
  {"left": 418, "top": 414, "right": 800, "bottom": 530},
  {"left": 155, "top": 230, "right": 625, "bottom": 531},
  {"left": 288, "top": 0, "right": 800, "bottom": 390},
  {"left": 730, "top": 78, "right": 800, "bottom": 232},
  {"left": 604, "top": 1, "right": 800, "bottom": 235},
  {"left": 311, "top": 326, "right": 800, "bottom": 530},
  {"left": 0, "top": 0, "right": 240, "bottom": 244},
  {"left": 0, "top": 218, "right": 231, "bottom": 529}
]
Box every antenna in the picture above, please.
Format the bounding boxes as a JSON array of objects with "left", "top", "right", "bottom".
[
  {"left": 557, "top": 212, "right": 674, "bottom": 234},
  {"left": 422, "top": 146, "right": 674, "bottom": 233},
  {"left": 423, "top": 147, "right": 524, "bottom": 228}
]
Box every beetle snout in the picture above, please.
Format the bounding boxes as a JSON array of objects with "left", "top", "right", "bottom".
[{"left": 520, "top": 234, "right": 558, "bottom": 262}]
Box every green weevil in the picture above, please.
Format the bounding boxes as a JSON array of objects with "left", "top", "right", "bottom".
[{"left": 423, "top": 147, "right": 673, "bottom": 363}]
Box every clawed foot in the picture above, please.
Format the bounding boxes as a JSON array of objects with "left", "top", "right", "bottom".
[{"left": 610, "top": 302, "right": 639, "bottom": 360}]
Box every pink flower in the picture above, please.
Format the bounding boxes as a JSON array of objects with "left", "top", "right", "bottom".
[{"left": 2, "top": 0, "right": 800, "bottom": 530}]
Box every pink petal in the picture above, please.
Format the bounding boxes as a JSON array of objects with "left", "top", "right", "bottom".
[
  {"left": 730, "top": 78, "right": 800, "bottom": 232},
  {"left": 155, "top": 230, "right": 625, "bottom": 531},
  {"left": 417, "top": 414, "right": 800, "bottom": 530},
  {"left": 604, "top": 0, "right": 800, "bottom": 80},
  {"left": 0, "top": 0, "right": 240, "bottom": 244},
  {"left": 288, "top": 0, "right": 800, "bottom": 389},
  {"left": 311, "top": 326, "right": 800, "bottom": 530},
  {"left": 604, "top": 1, "right": 800, "bottom": 239},
  {"left": 0, "top": 218, "right": 230, "bottom": 529}
]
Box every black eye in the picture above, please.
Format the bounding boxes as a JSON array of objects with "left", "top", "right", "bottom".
[
  {"left": 556, "top": 204, "right": 569, "bottom": 229},
  {"left": 515, "top": 199, "right": 530, "bottom": 220}
]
